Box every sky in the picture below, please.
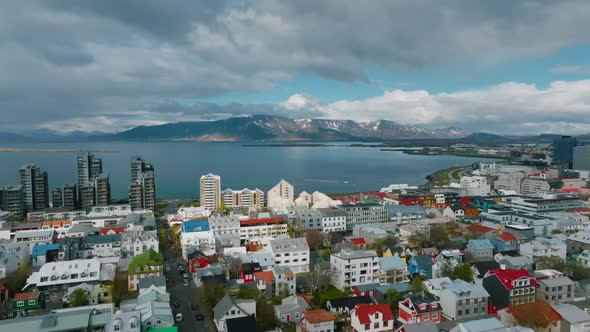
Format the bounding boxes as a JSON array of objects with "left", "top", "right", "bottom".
[{"left": 2, "top": 0, "right": 590, "bottom": 135}]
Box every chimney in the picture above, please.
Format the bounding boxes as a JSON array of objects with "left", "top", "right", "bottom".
[{"left": 500, "top": 264, "right": 506, "bottom": 270}]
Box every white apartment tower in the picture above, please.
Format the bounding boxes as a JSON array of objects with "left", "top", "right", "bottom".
[
  {"left": 330, "top": 249, "right": 380, "bottom": 289},
  {"left": 200, "top": 173, "right": 221, "bottom": 211},
  {"left": 267, "top": 179, "right": 294, "bottom": 209}
]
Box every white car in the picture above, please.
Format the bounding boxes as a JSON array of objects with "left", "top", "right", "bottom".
[{"left": 175, "top": 313, "right": 183, "bottom": 323}]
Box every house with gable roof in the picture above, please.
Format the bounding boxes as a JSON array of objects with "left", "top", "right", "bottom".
[
  {"left": 398, "top": 292, "right": 442, "bottom": 324},
  {"left": 275, "top": 295, "right": 308, "bottom": 324},
  {"left": 408, "top": 254, "right": 433, "bottom": 279},
  {"left": 466, "top": 239, "right": 494, "bottom": 261},
  {"left": 213, "top": 294, "right": 256, "bottom": 332},
  {"left": 350, "top": 303, "right": 394, "bottom": 332},
  {"left": 297, "top": 309, "right": 336, "bottom": 332},
  {"left": 482, "top": 267, "right": 537, "bottom": 312}
]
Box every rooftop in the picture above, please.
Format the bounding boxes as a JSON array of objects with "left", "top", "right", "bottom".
[
  {"left": 507, "top": 300, "right": 562, "bottom": 328},
  {"left": 332, "top": 249, "right": 377, "bottom": 260},
  {"left": 240, "top": 217, "right": 285, "bottom": 226},
  {"left": 353, "top": 303, "right": 393, "bottom": 324},
  {"left": 303, "top": 309, "right": 335, "bottom": 323}
]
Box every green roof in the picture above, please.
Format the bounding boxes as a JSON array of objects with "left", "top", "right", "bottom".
[
  {"left": 147, "top": 327, "right": 178, "bottom": 332},
  {"left": 128, "top": 249, "right": 163, "bottom": 275}
]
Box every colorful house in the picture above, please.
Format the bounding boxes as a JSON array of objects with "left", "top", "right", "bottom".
[
  {"left": 9, "top": 291, "right": 44, "bottom": 317},
  {"left": 398, "top": 292, "right": 442, "bottom": 324},
  {"left": 350, "top": 303, "right": 394, "bottom": 332},
  {"left": 127, "top": 249, "right": 164, "bottom": 292},
  {"left": 408, "top": 254, "right": 433, "bottom": 279}
]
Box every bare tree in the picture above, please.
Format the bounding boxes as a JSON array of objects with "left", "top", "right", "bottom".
[
  {"left": 220, "top": 255, "right": 243, "bottom": 280},
  {"left": 306, "top": 230, "right": 325, "bottom": 251},
  {"left": 307, "top": 264, "right": 333, "bottom": 292}
]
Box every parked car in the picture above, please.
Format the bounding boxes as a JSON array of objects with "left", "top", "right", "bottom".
[
  {"left": 165, "top": 265, "right": 171, "bottom": 272},
  {"left": 195, "top": 313, "right": 204, "bottom": 321},
  {"left": 191, "top": 304, "right": 199, "bottom": 311},
  {"left": 184, "top": 281, "right": 190, "bottom": 287},
  {"left": 175, "top": 313, "right": 183, "bottom": 323}
]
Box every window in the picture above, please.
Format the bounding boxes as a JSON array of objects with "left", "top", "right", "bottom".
[
  {"left": 365, "top": 324, "right": 370, "bottom": 330},
  {"left": 28, "top": 300, "right": 36, "bottom": 306},
  {"left": 457, "top": 310, "right": 462, "bottom": 316},
  {"left": 16, "top": 301, "right": 24, "bottom": 307},
  {"left": 114, "top": 325, "right": 120, "bottom": 331},
  {"left": 383, "top": 320, "right": 388, "bottom": 327}
]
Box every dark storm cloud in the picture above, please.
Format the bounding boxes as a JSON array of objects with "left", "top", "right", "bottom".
[{"left": 1, "top": 0, "right": 590, "bottom": 133}]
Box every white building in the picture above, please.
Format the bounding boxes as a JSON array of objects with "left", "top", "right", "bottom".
[
  {"left": 577, "top": 249, "right": 590, "bottom": 268},
  {"left": 519, "top": 237, "right": 566, "bottom": 260},
  {"left": 494, "top": 171, "right": 527, "bottom": 193},
  {"left": 25, "top": 258, "right": 102, "bottom": 289},
  {"left": 86, "top": 205, "right": 133, "bottom": 217},
  {"left": 239, "top": 217, "right": 288, "bottom": 242},
  {"left": 200, "top": 173, "right": 221, "bottom": 211},
  {"left": 14, "top": 229, "right": 56, "bottom": 253},
  {"left": 209, "top": 214, "right": 240, "bottom": 237},
  {"left": 213, "top": 294, "right": 256, "bottom": 332},
  {"left": 222, "top": 188, "right": 264, "bottom": 208},
  {"left": 166, "top": 207, "right": 210, "bottom": 226},
  {"left": 180, "top": 219, "right": 216, "bottom": 257},
  {"left": 552, "top": 303, "right": 590, "bottom": 332},
  {"left": 459, "top": 176, "right": 491, "bottom": 196},
  {"left": 268, "top": 237, "right": 310, "bottom": 274},
  {"left": 510, "top": 197, "right": 586, "bottom": 213},
  {"left": 318, "top": 208, "right": 347, "bottom": 233},
  {"left": 330, "top": 249, "right": 380, "bottom": 289},
  {"left": 350, "top": 304, "right": 394, "bottom": 332},
  {"left": 437, "top": 279, "right": 490, "bottom": 321},
  {"left": 295, "top": 191, "right": 341, "bottom": 209},
  {"left": 267, "top": 179, "right": 294, "bottom": 209},
  {"left": 122, "top": 231, "right": 159, "bottom": 257}
]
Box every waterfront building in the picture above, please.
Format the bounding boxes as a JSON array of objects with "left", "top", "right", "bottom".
[
  {"left": 77, "top": 152, "right": 103, "bottom": 202},
  {"left": 222, "top": 188, "right": 264, "bottom": 209},
  {"left": 267, "top": 179, "right": 294, "bottom": 209},
  {"left": 459, "top": 176, "right": 491, "bottom": 196},
  {"left": 19, "top": 164, "right": 49, "bottom": 211},
  {"left": 52, "top": 184, "right": 77, "bottom": 210},
  {"left": 0, "top": 184, "right": 25, "bottom": 217},
  {"left": 128, "top": 156, "right": 156, "bottom": 211},
  {"left": 200, "top": 173, "right": 221, "bottom": 211},
  {"left": 337, "top": 203, "right": 388, "bottom": 230}
]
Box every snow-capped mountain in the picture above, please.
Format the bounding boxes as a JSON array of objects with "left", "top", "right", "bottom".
[{"left": 102, "top": 115, "right": 468, "bottom": 141}]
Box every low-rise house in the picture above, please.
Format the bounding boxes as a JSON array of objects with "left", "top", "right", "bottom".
[
  {"left": 195, "top": 265, "right": 225, "bottom": 287},
  {"left": 273, "top": 265, "right": 296, "bottom": 296},
  {"left": 423, "top": 277, "right": 453, "bottom": 298},
  {"left": 330, "top": 249, "right": 380, "bottom": 289},
  {"left": 297, "top": 309, "right": 336, "bottom": 332},
  {"left": 14, "top": 229, "right": 56, "bottom": 253},
  {"left": 254, "top": 270, "right": 275, "bottom": 298},
  {"left": 0, "top": 243, "right": 29, "bottom": 268},
  {"left": 24, "top": 258, "right": 103, "bottom": 290},
  {"left": 326, "top": 295, "right": 373, "bottom": 317},
  {"left": 496, "top": 254, "right": 533, "bottom": 272},
  {"left": 268, "top": 237, "right": 310, "bottom": 274},
  {"left": 127, "top": 249, "right": 164, "bottom": 292},
  {"left": 213, "top": 294, "right": 256, "bottom": 332},
  {"left": 482, "top": 268, "right": 537, "bottom": 312},
  {"left": 566, "top": 230, "right": 590, "bottom": 255},
  {"left": 9, "top": 291, "right": 44, "bottom": 317},
  {"left": 30, "top": 243, "right": 60, "bottom": 268},
  {"left": 350, "top": 303, "right": 394, "bottom": 332},
  {"left": 105, "top": 310, "right": 141, "bottom": 332},
  {"left": 535, "top": 270, "right": 575, "bottom": 304},
  {"left": 470, "top": 260, "right": 500, "bottom": 282},
  {"left": 122, "top": 231, "right": 159, "bottom": 257},
  {"left": 438, "top": 279, "right": 490, "bottom": 321},
  {"left": 520, "top": 237, "right": 566, "bottom": 260},
  {"left": 138, "top": 275, "right": 166, "bottom": 294},
  {"left": 488, "top": 231, "right": 518, "bottom": 253},
  {"left": 552, "top": 303, "right": 590, "bottom": 332},
  {"left": 407, "top": 254, "right": 433, "bottom": 279},
  {"left": 374, "top": 283, "right": 412, "bottom": 304},
  {"left": 241, "top": 262, "right": 262, "bottom": 283},
  {"left": 398, "top": 292, "right": 442, "bottom": 324},
  {"left": 448, "top": 317, "right": 534, "bottom": 332},
  {"left": 0, "top": 250, "right": 18, "bottom": 279},
  {"left": 498, "top": 300, "right": 562, "bottom": 332},
  {"left": 466, "top": 239, "right": 494, "bottom": 261},
  {"left": 379, "top": 256, "right": 409, "bottom": 284},
  {"left": 226, "top": 315, "right": 260, "bottom": 332},
  {"left": 577, "top": 249, "right": 590, "bottom": 268},
  {"left": 396, "top": 321, "right": 438, "bottom": 332},
  {"left": 136, "top": 300, "right": 175, "bottom": 330},
  {"left": 275, "top": 295, "right": 308, "bottom": 324},
  {"left": 0, "top": 306, "right": 113, "bottom": 331}
]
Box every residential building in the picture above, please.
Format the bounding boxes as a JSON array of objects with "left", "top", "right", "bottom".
[
  {"left": 396, "top": 321, "right": 438, "bottom": 332},
  {"left": 573, "top": 145, "right": 590, "bottom": 171},
  {"left": 350, "top": 303, "right": 394, "bottom": 332},
  {"left": 510, "top": 197, "right": 585, "bottom": 213},
  {"left": 498, "top": 300, "right": 562, "bottom": 332},
  {"left": 330, "top": 249, "right": 380, "bottom": 289},
  {"left": 535, "top": 270, "right": 575, "bottom": 304},
  {"left": 19, "top": 164, "right": 49, "bottom": 212},
  {"left": 318, "top": 208, "right": 347, "bottom": 232},
  {"left": 275, "top": 295, "right": 308, "bottom": 324},
  {"left": 466, "top": 239, "right": 494, "bottom": 261},
  {"left": 459, "top": 176, "right": 491, "bottom": 196},
  {"left": 52, "top": 184, "right": 77, "bottom": 210},
  {"left": 77, "top": 152, "right": 104, "bottom": 208},
  {"left": 213, "top": 294, "right": 256, "bottom": 332},
  {"left": 14, "top": 229, "right": 56, "bottom": 252},
  {"left": 566, "top": 231, "right": 590, "bottom": 255},
  {"left": 494, "top": 171, "right": 527, "bottom": 194},
  {"left": 105, "top": 310, "right": 141, "bottom": 332},
  {"left": 520, "top": 237, "right": 566, "bottom": 260},
  {"left": 127, "top": 249, "right": 164, "bottom": 291},
  {"left": 267, "top": 179, "right": 294, "bottom": 209},
  {"left": 121, "top": 231, "right": 159, "bottom": 257},
  {"left": 577, "top": 249, "right": 590, "bottom": 268},
  {"left": 268, "top": 237, "right": 310, "bottom": 274},
  {"left": 297, "top": 309, "right": 335, "bottom": 332},
  {"left": 288, "top": 206, "right": 323, "bottom": 231},
  {"left": 385, "top": 205, "right": 426, "bottom": 224},
  {"left": 0, "top": 185, "right": 25, "bottom": 217},
  {"left": 80, "top": 174, "right": 111, "bottom": 209},
  {"left": 241, "top": 262, "right": 262, "bottom": 283},
  {"left": 448, "top": 317, "right": 534, "bottom": 332},
  {"left": 200, "top": 173, "right": 221, "bottom": 211},
  {"left": 40, "top": 220, "right": 72, "bottom": 238},
  {"left": 379, "top": 256, "right": 409, "bottom": 284},
  {"left": 254, "top": 270, "right": 275, "bottom": 298},
  {"left": 552, "top": 303, "right": 590, "bottom": 332},
  {"left": 180, "top": 219, "right": 216, "bottom": 258},
  {"left": 482, "top": 268, "right": 537, "bottom": 311},
  {"left": 438, "top": 279, "right": 490, "bottom": 321},
  {"left": 9, "top": 291, "right": 44, "bottom": 317},
  {"left": 398, "top": 292, "right": 442, "bottom": 324},
  {"left": 521, "top": 177, "right": 562, "bottom": 196},
  {"left": 128, "top": 156, "right": 156, "bottom": 211},
  {"left": 273, "top": 265, "right": 296, "bottom": 296},
  {"left": 209, "top": 214, "right": 240, "bottom": 238},
  {"left": 423, "top": 277, "right": 453, "bottom": 298},
  {"left": 24, "top": 258, "right": 103, "bottom": 290},
  {"left": 488, "top": 231, "right": 518, "bottom": 253},
  {"left": 239, "top": 217, "right": 288, "bottom": 241},
  {"left": 553, "top": 135, "right": 577, "bottom": 167},
  {"left": 407, "top": 254, "right": 434, "bottom": 279},
  {"left": 0, "top": 250, "right": 18, "bottom": 279},
  {"left": 222, "top": 188, "right": 264, "bottom": 208},
  {"left": 337, "top": 203, "right": 388, "bottom": 230},
  {"left": 326, "top": 296, "right": 373, "bottom": 317}
]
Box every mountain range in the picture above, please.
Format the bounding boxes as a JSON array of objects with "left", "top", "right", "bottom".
[{"left": 96, "top": 115, "right": 467, "bottom": 141}]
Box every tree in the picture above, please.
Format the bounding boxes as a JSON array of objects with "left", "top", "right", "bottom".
[
  {"left": 238, "top": 286, "right": 260, "bottom": 300},
  {"left": 342, "top": 285, "right": 353, "bottom": 296},
  {"left": 437, "top": 260, "right": 455, "bottom": 278},
  {"left": 407, "top": 231, "right": 429, "bottom": 248},
  {"left": 2, "top": 265, "right": 31, "bottom": 297},
  {"left": 158, "top": 225, "right": 168, "bottom": 252},
  {"left": 68, "top": 288, "right": 89, "bottom": 307},
  {"left": 220, "top": 256, "right": 243, "bottom": 280},
  {"left": 569, "top": 262, "right": 590, "bottom": 281},
  {"left": 409, "top": 275, "right": 427, "bottom": 294},
  {"left": 307, "top": 264, "right": 332, "bottom": 293},
  {"left": 272, "top": 283, "right": 291, "bottom": 304},
  {"left": 536, "top": 256, "right": 567, "bottom": 271},
  {"left": 256, "top": 298, "right": 278, "bottom": 330},
  {"left": 551, "top": 229, "right": 562, "bottom": 234},
  {"left": 430, "top": 225, "right": 450, "bottom": 246},
  {"left": 464, "top": 231, "right": 484, "bottom": 241},
  {"left": 198, "top": 281, "right": 227, "bottom": 317},
  {"left": 320, "top": 249, "right": 332, "bottom": 261},
  {"left": 110, "top": 268, "right": 128, "bottom": 306},
  {"left": 385, "top": 288, "right": 404, "bottom": 311},
  {"left": 306, "top": 230, "right": 325, "bottom": 251},
  {"left": 451, "top": 263, "right": 474, "bottom": 283},
  {"left": 327, "top": 232, "right": 345, "bottom": 246}
]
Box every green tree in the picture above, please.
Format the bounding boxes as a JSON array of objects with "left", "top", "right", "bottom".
[
  {"left": 68, "top": 288, "right": 89, "bottom": 307},
  {"left": 385, "top": 288, "right": 404, "bottom": 311},
  {"left": 407, "top": 231, "right": 429, "bottom": 248},
  {"left": 342, "top": 285, "right": 353, "bottom": 296},
  {"left": 305, "top": 230, "right": 325, "bottom": 251},
  {"left": 110, "top": 268, "right": 128, "bottom": 306},
  {"left": 2, "top": 264, "right": 31, "bottom": 297},
  {"left": 198, "top": 282, "right": 227, "bottom": 317},
  {"left": 451, "top": 263, "right": 474, "bottom": 283},
  {"left": 320, "top": 249, "right": 332, "bottom": 261},
  {"left": 238, "top": 287, "right": 260, "bottom": 300},
  {"left": 437, "top": 260, "right": 455, "bottom": 278},
  {"left": 158, "top": 225, "right": 168, "bottom": 252},
  {"left": 256, "top": 298, "right": 279, "bottom": 330},
  {"left": 430, "top": 225, "right": 450, "bottom": 246},
  {"left": 409, "top": 276, "right": 427, "bottom": 294}
]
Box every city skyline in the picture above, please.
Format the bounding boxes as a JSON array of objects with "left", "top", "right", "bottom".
[{"left": 0, "top": 1, "right": 590, "bottom": 135}]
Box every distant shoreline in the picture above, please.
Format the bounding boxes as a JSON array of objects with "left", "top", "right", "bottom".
[{"left": 0, "top": 148, "right": 119, "bottom": 153}]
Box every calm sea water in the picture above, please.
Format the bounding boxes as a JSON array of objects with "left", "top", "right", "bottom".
[{"left": 0, "top": 141, "right": 495, "bottom": 199}]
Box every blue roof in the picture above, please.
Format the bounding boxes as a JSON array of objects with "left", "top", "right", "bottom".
[
  {"left": 468, "top": 239, "right": 494, "bottom": 250},
  {"left": 31, "top": 243, "right": 60, "bottom": 257},
  {"left": 380, "top": 256, "right": 407, "bottom": 271},
  {"left": 182, "top": 219, "right": 210, "bottom": 232}
]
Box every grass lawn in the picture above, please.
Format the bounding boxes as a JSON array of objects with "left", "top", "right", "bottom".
[
  {"left": 317, "top": 286, "right": 345, "bottom": 301},
  {"left": 450, "top": 168, "right": 462, "bottom": 180},
  {"left": 155, "top": 200, "right": 170, "bottom": 210}
]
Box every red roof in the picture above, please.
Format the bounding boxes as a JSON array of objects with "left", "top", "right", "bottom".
[
  {"left": 254, "top": 271, "right": 275, "bottom": 285},
  {"left": 487, "top": 268, "right": 537, "bottom": 290},
  {"left": 497, "top": 232, "right": 517, "bottom": 242},
  {"left": 14, "top": 291, "right": 39, "bottom": 301},
  {"left": 303, "top": 309, "right": 336, "bottom": 323},
  {"left": 350, "top": 237, "right": 366, "bottom": 245},
  {"left": 353, "top": 304, "right": 393, "bottom": 325},
  {"left": 240, "top": 217, "right": 285, "bottom": 226},
  {"left": 99, "top": 226, "right": 126, "bottom": 235},
  {"left": 466, "top": 224, "right": 494, "bottom": 233},
  {"left": 508, "top": 301, "right": 562, "bottom": 328}
]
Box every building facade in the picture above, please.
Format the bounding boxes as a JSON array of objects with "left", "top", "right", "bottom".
[
  {"left": 269, "top": 237, "right": 310, "bottom": 274},
  {"left": 267, "top": 179, "right": 294, "bottom": 209},
  {"left": 128, "top": 156, "right": 156, "bottom": 211},
  {"left": 222, "top": 188, "right": 264, "bottom": 208},
  {"left": 52, "top": 184, "right": 77, "bottom": 210},
  {"left": 337, "top": 203, "right": 388, "bottom": 230},
  {"left": 330, "top": 249, "right": 380, "bottom": 289},
  {"left": 19, "top": 164, "right": 49, "bottom": 212},
  {"left": 200, "top": 173, "right": 221, "bottom": 211}
]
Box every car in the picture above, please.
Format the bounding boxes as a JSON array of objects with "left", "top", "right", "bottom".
[
  {"left": 191, "top": 304, "right": 199, "bottom": 311},
  {"left": 296, "top": 286, "right": 306, "bottom": 293},
  {"left": 165, "top": 266, "right": 171, "bottom": 272},
  {"left": 195, "top": 313, "right": 204, "bottom": 321},
  {"left": 175, "top": 313, "right": 183, "bottom": 323},
  {"left": 184, "top": 281, "right": 190, "bottom": 287}
]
